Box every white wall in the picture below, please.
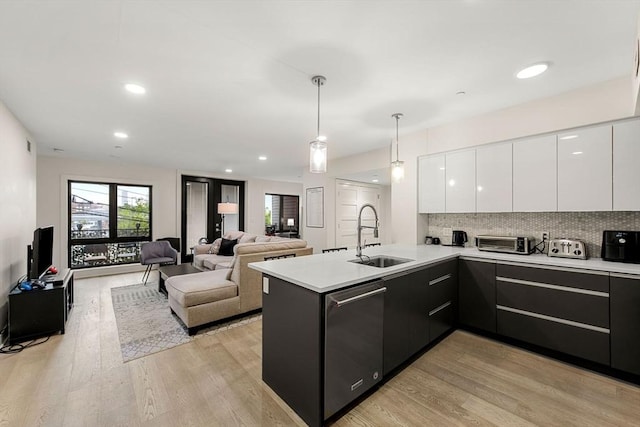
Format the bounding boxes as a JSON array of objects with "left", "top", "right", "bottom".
[
  {"left": 245, "top": 178, "right": 303, "bottom": 236},
  {"left": 0, "top": 100, "right": 36, "bottom": 334},
  {"left": 38, "top": 156, "right": 179, "bottom": 277}
]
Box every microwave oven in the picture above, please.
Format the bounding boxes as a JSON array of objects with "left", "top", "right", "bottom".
[{"left": 476, "top": 236, "right": 533, "bottom": 255}]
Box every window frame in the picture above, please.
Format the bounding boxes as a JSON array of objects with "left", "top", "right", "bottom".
[{"left": 68, "top": 180, "right": 153, "bottom": 269}]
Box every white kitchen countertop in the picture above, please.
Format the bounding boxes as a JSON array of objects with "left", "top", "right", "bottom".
[{"left": 249, "top": 244, "right": 640, "bottom": 293}]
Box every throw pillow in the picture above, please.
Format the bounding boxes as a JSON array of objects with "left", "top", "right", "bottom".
[
  {"left": 218, "top": 238, "right": 237, "bottom": 256},
  {"left": 208, "top": 238, "right": 222, "bottom": 254}
]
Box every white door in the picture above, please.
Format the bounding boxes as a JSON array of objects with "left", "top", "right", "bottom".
[
  {"left": 613, "top": 120, "right": 640, "bottom": 211},
  {"left": 418, "top": 154, "right": 445, "bottom": 213},
  {"left": 476, "top": 143, "right": 512, "bottom": 213},
  {"left": 513, "top": 135, "right": 557, "bottom": 212},
  {"left": 557, "top": 125, "right": 612, "bottom": 211},
  {"left": 335, "top": 181, "right": 381, "bottom": 248},
  {"left": 445, "top": 150, "right": 476, "bottom": 213}
]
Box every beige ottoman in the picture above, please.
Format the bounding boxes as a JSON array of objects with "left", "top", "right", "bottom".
[{"left": 165, "top": 269, "right": 240, "bottom": 335}]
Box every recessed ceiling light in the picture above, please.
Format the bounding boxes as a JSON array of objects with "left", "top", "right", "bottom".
[
  {"left": 516, "top": 63, "right": 549, "bottom": 79},
  {"left": 372, "top": 179, "right": 379, "bottom": 183},
  {"left": 114, "top": 131, "right": 128, "bottom": 139},
  {"left": 115, "top": 145, "right": 123, "bottom": 149},
  {"left": 124, "top": 83, "right": 146, "bottom": 94},
  {"left": 560, "top": 135, "right": 578, "bottom": 140},
  {"left": 225, "top": 168, "right": 233, "bottom": 173},
  {"left": 572, "top": 151, "right": 583, "bottom": 155},
  {"left": 258, "top": 156, "right": 267, "bottom": 161}
]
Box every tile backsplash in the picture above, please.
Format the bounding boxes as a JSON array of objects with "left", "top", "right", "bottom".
[{"left": 425, "top": 212, "right": 640, "bottom": 258}]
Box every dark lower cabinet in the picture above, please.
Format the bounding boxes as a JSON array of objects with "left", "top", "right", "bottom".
[
  {"left": 382, "top": 267, "right": 429, "bottom": 375},
  {"left": 458, "top": 259, "right": 496, "bottom": 332},
  {"left": 610, "top": 275, "right": 640, "bottom": 376},
  {"left": 427, "top": 259, "right": 458, "bottom": 342},
  {"left": 496, "top": 263, "right": 610, "bottom": 365}
]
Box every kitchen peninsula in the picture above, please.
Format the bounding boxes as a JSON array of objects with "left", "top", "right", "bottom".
[{"left": 249, "top": 244, "right": 640, "bottom": 427}]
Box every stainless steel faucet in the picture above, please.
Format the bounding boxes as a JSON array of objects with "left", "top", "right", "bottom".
[{"left": 356, "top": 203, "right": 379, "bottom": 257}]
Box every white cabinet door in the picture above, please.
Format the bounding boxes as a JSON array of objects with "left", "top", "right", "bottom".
[
  {"left": 557, "top": 125, "right": 612, "bottom": 211},
  {"left": 513, "top": 135, "right": 557, "bottom": 212},
  {"left": 418, "top": 155, "right": 445, "bottom": 213},
  {"left": 445, "top": 150, "right": 476, "bottom": 213},
  {"left": 476, "top": 143, "right": 512, "bottom": 212},
  {"left": 613, "top": 120, "right": 640, "bottom": 211}
]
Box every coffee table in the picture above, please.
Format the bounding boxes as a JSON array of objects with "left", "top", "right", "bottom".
[{"left": 158, "top": 263, "right": 200, "bottom": 296}]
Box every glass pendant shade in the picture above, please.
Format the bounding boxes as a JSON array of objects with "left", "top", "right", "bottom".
[
  {"left": 310, "top": 139, "right": 327, "bottom": 173},
  {"left": 391, "top": 160, "right": 405, "bottom": 182}
]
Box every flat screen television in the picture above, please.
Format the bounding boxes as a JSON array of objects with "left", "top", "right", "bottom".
[{"left": 28, "top": 226, "right": 54, "bottom": 280}]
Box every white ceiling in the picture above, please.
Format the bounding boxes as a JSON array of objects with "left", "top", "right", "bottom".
[{"left": 1, "top": 1, "right": 639, "bottom": 183}]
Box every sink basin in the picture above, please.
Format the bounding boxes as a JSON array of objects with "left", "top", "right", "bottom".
[{"left": 349, "top": 255, "right": 414, "bottom": 268}]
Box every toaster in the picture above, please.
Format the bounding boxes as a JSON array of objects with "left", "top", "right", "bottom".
[{"left": 547, "top": 239, "right": 587, "bottom": 259}]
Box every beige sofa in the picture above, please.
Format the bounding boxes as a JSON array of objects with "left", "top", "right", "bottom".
[{"left": 166, "top": 232, "right": 312, "bottom": 334}]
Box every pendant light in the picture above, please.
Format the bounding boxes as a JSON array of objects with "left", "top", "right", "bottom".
[
  {"left": 309, "top": 75, "right": 327, "bottom": 173},
  {"left": 391, "top": 113, "right": 405, "bottom": 182}
]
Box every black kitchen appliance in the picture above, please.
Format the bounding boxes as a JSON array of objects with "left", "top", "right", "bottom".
[
  {"left": 452, "top": 230, "right": 468, "bottom": 246},
  {"left": 601, "top": 231, "right": 640, "bottom": 263}
]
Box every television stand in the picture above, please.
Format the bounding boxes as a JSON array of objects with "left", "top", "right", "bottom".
[{"left": 8, "top": 268, "right": 74, "bottom": 344}]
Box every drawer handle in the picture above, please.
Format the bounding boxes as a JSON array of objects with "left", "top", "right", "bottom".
[
  {"left": 429, "top": 274, "right": 452, "bottom": 286},
  {"left": 428, "top": 301, "right": 451, "bottom": 317},
  {"left": 497, "top": 305, "right": 610, "bottom": 334},
  {"left": 332, "top": 287, "right": 387, "bottom": 307},
  {"left": 496, "top": 276, "right": 609, "bottom": 298}
]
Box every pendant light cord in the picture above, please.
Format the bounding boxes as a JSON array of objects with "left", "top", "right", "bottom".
[
  {"left": 317, "top": 80, "right": 321, "bottom": 137},
  {"left": 395, "top": 115, "right": 399, "bottom": 161}
]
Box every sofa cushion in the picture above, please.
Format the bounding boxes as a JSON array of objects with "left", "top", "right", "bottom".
[
  {"left": 219, "top": 238, "right": 237, "bottom": 256},
  {"left": 201, "top": 254, "right": 233, "bottom": 270},
  {"left": 255, "top": 235, "right": 271, "bottom": 243},
  {"left": 235, "top": 239, "right": 307, "bottom": 255},
  {"left": 224, "top": 231, "right": 245, "bottom": 241},
  {"left": 239, "top": 233, "right": 257, "bottom": 243},
  {"left": 165, "top": 270, "right": 236, "bottom": 308}
]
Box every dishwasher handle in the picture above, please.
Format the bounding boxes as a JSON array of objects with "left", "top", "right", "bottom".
[{"left": 330, "top": 286, "right": 387, "bottom": 307}]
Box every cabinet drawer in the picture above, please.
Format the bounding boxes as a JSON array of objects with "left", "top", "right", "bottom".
[
  {"left": 497, "top": 263, "right": 608, "bottom": 293},
  {"left": 497, "top": 307, "right": 610, "bottom": 365},
  {"left": 496, "top": 278, "right": 609, "bottom": 328},
  {"left": 429, "top": 301, "right": 454, "bottom": 342},
  {"left": 428, "top": 271, "right": 456, "bottom": 310}
]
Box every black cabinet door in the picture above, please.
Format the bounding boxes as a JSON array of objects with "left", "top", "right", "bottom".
[
  {"left": 610, "top": 276, "right": 640, "bottom": 375},
  {"left": 383, "top": 267, "right": 429, "bottom": 375},
  {"left": 458, "top": 259, "right": 496, "bottom": 333}
]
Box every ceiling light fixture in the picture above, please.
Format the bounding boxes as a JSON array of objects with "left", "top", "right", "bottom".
[
  {"left": 258, "top": 156, "right": 267, "bottom": 161},
  {"left": 225, "top": 168, "right": 232, "bottom": 173},
  {"left": 309, "top": 75, "right": 328, "bottom": 173},
  {"left": 124, "top": 83, "right": 146, "bottom": 94},
  {"left": 114, "top": 131, "right": 129, "bottom": 139},
  {"left": 391, "top": 113, "right": 405, "bottom": 183},
  {"left": 516, "top": 63, "right": 549, "bottom": 79}
]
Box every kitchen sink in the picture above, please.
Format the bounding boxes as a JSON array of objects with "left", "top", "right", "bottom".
[{"left": 349, "top": 255, "right": 414, "bottom": 268}]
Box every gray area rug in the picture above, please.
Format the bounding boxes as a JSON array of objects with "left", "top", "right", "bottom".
[{"left": 111, "top": 283, "right": 261, "bottom": 362}]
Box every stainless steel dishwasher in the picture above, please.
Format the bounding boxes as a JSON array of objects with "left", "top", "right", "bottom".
[{"left": 324, "top": 280, "right": 386, "bottom": 419}]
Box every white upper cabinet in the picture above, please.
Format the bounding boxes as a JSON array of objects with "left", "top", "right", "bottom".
[
  {"left": 513, "top": 135, "right": 557, "bottom": 212},
  {"left": 613, "top": 120, "right": 640, "bottom": 211},
  {"left": 418, "top": 155, "right": 445, "bottom": 213},
  {"left": 476, "top": 143, "right": 513, "bottom": 212},
  {"left": 557, "top": 124, "right": 612, "bottom": 211},
  {"left": 445, "top": 150, "right": 476, "bottom": 213}
]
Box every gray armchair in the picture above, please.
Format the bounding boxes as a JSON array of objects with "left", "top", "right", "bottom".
[{"left": 140, "top": 240, "right": 178, "bottom": 285}]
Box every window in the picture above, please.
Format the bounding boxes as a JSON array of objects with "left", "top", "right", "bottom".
[
  {"left": 69, "top": 181, "right": 152, "bottom": 268},
  {"left": 265, "top": 194, "right": 299, "bottom": 236}
]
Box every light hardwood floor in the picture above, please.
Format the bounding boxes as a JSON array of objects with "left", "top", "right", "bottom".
[{"left": 1, "top": 272, "right": 639, "bottom": 426}]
